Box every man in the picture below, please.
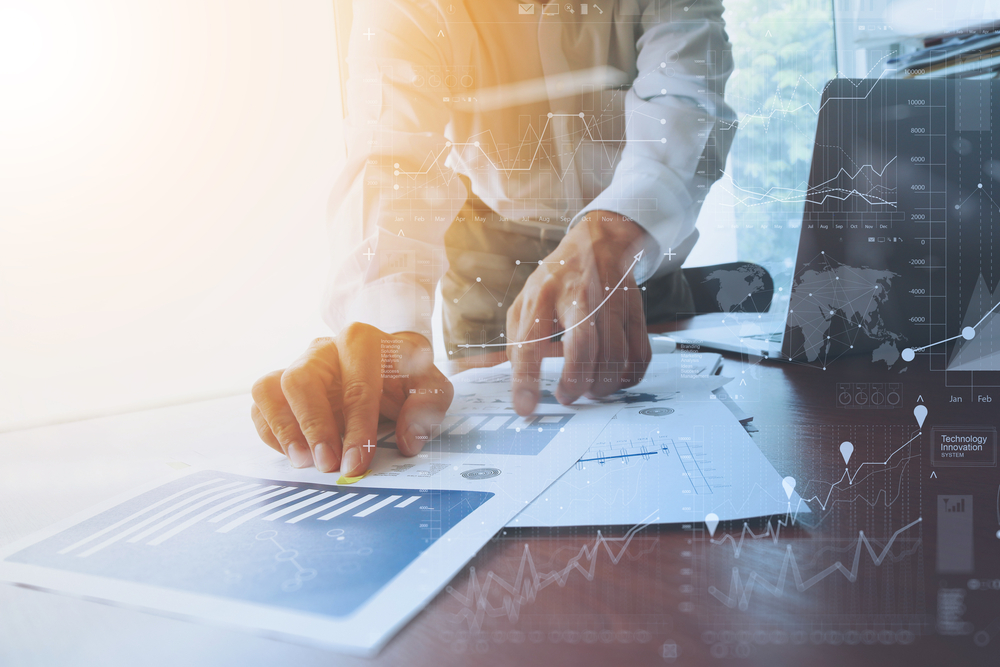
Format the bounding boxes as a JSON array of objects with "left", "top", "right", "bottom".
[{"left": 250, "top": 0, "right": 736, "bottom": 476}]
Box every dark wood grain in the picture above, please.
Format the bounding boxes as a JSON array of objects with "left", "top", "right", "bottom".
[{"left": 367, "top": 332, "right": 1000, "bottom": 666}]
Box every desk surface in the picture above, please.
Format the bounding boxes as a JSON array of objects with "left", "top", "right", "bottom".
[{"left": 1, "top": 348, "right": 997, "bottom": 666}]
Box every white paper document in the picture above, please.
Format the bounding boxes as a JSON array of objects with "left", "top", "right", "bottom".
[
  {"left": 511, "top": 360, "right": 808, "bottom": 528},
  {"left": 0, "top": 357, "right": 651, "bottom": 656},
  {"left": 0, "top": 351, "right": 769, "bottom": 655}
]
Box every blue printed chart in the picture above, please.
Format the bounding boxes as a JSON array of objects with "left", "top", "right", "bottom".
[
  {"left": 379, "top": 412, "right": 573, "bottom": 455},
  {"left": 0, "top": 358, "right": 613, "bottom": 654},
  {"left": 4, "top": 470, "right": 491, "bottom": 618}
]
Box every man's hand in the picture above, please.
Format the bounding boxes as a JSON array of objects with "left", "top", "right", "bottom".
[
  {"left": 506, "top": 211, "right": 652, "bottom": 415},
  {"left": 250, "top": 325, "right": 453, "bottom": 475}
]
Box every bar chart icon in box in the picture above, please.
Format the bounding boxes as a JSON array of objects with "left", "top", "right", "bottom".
[
  {"left": 5, "top": 471, "right": 492, "bottom": 617},
  {"left": 379, "top": 412, "right": 573, "bottom": 455}
]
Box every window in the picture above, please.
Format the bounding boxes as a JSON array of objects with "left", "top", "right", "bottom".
[{"left": 686, "top": 0, "right": 838, "bottom": 313}]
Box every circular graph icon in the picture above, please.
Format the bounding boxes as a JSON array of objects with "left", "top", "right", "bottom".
[
  {"left": 639, "top": 407, "right": 675, "bottom": 417},
  {"left": 461, "top": 467, "right": 501, "bottom": 480}
]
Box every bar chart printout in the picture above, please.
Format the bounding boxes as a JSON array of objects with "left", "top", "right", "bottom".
[{"left": 3, "top": 470, "right": 492, "bottom": 617}]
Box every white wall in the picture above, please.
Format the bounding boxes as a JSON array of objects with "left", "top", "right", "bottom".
[{"left": 0, "top": 1, "right": 344, "bottom": 431}]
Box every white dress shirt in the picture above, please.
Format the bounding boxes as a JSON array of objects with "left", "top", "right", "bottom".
[{"left": 324, "top": 0, "right": 736, "bottom": 341}]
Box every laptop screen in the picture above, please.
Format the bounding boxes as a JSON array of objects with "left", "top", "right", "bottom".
[{"left": 782, "top": 78, "right": 999, "bottom": 373}]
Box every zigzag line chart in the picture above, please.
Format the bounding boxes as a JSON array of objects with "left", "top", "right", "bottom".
[
  {"left": 446, "top": 516, "right": 658, "bottom": 632},
  {"left": 718, "top": 56, "right": 894, "bottom": 132},
  {"left": 718, "top": 157, "right": 898, "bottom": 210},
  {"left": 708, "top": 432, "right": 920, "bottom": 560},
  {"left": 711, "top": 515, "right": 797, "bottom": 558},
  {"left": 792, "top": 431, "right": 921, "bottom": 522},
  {"left": 391, "top": 67, "right": 897, "bottom": 198},
  {"left": 708, "top": 517, "right": 923, "bottom": 611}
]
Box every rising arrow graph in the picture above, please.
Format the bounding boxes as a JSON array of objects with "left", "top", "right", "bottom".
[{"left": 458, "top": 249, "right": 645, "bottom": 349}]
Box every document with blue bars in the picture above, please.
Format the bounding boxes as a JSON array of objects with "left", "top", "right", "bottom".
[
  {"left": 4, "top": 471, "right": 491, "bottom": 617},
  {"left": 0, "top": 353, "right": 731, "bottom": 655},
  {"left": 0, "top": 359, "right": 631, "bottom": 656}
]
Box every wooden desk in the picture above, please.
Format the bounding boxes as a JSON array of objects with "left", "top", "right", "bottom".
[{"left": 1, "top": 352, "right": 997, "bottom": 666}]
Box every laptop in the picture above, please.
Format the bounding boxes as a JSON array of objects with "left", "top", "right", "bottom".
[
  {"left": 667, "top": 77, "right": 1000, "bottom": 366},
  {"left": 657, "top": 311, "right": 787, "bottom": 359}
]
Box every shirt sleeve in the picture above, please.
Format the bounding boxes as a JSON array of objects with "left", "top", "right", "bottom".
[
  {"left": 322, "top": 0, "right": 468, "bottom": 340},
  {"left": 571, "top": 0, "right": 737, "bottom": 283}
]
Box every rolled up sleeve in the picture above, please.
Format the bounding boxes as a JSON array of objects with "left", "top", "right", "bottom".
[
  {"left": 323, "top": 0, "right": 467, "bottom": 339},
  {"left": 573, "top": 0, "right": 737, "bottom": 283}
]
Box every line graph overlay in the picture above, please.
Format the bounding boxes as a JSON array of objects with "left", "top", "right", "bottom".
[
  {"left": 719, "top": 156, "right": 898, "bottom": 210},
  {"left": 457, "top": 249, "right": 644, "bottom": 348},
  {"left": 905, "top": 270, "right": 1000, "bottom": 371},
  {"left": 696, "top": 421, "right": 927, "bottom": 639},
  {"left": 793, "top": 431, "right": 921, "bottom": 520},
  {"left": 708, "top": 518, "right": 922, "bottom": 611},
  {"left": 706, "top": 430, "right": 922, "bottom": 566},
  {"left": 446, "top": 515, "right": 659, "bottom": 632}
]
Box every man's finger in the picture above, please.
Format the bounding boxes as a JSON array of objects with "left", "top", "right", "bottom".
[
  {"left": 281, "top": 338, "right": 344, "bottom": 474},
  {"left": 251, "top": 371, "right": 312, "bottom": 469},
  {"left": 590, "top": 284, "right": 629, "bottom": 397},
  {"left": 250, "top": 404, "right": 282, "bottom": 454},
  {"left": 395, "top": 370, "right": 454, "bottom": 456},
  {"left": 623, "top": 279, "right": 651, "bottom": 387},
  {"left": 337, "top": 323, "right": 385, "bottom": 476},
  {"left": 556, "top": 289, "right": 596, "bottom": 405},
  {"left": 509, "top": 284, "right": 557, "bottom": 416}
]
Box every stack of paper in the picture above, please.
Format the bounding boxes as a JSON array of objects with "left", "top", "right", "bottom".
[
  {"left": 0, "top": 351, "right": 802, "bottom": 655},
  {"left": 511, "top": 356, "right": 803, "bottom": 528},
  {"left": 886, "top": 26, "right": 1000, "bottom": 79}
]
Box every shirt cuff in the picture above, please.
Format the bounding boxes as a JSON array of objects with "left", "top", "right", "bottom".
[
  {"left": 327, "top": 277, "right": 434, "bottom": 340},
  {"left": 570, "top": 161, "right": 695, "bottom": 283}
]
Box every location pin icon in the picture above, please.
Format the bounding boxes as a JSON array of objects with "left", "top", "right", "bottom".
[
  {"left": 914, "top": 405, "right": 927, "bottom": 429},
  {"left": 705, "top": 512, "right": 720, "bottom": 538},
  {"left": 782, "top": 476, "right": 796, "bottom": 500},
  {"left": 840, "top": 441, "right": 854, "bottom": 465}
]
